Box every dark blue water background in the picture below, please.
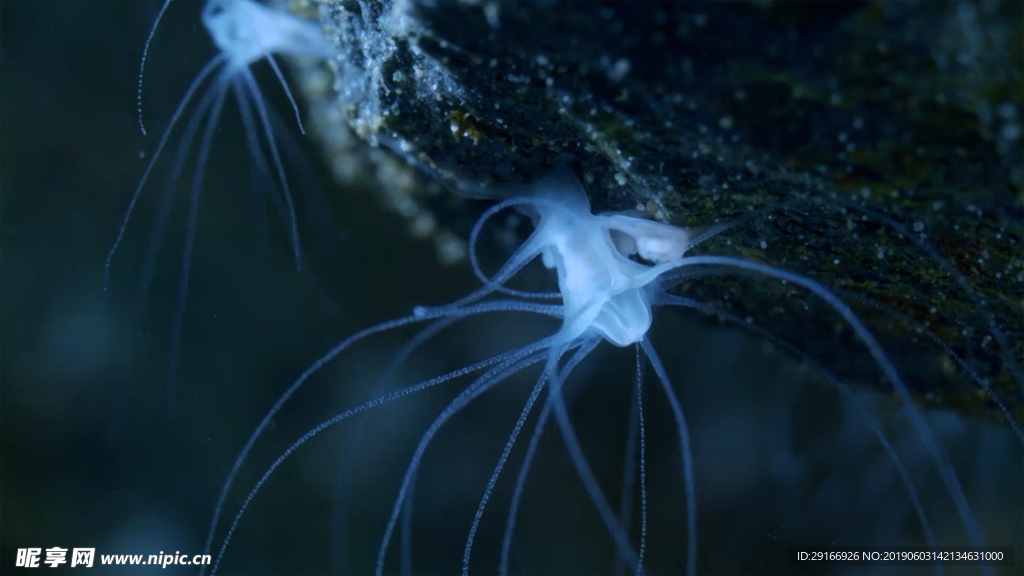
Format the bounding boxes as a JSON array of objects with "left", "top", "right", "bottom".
[{"left": 1, "top": 2, "right": 1020, "bottom": 575}]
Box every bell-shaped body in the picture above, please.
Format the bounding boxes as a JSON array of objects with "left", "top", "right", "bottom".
[
  {"left": 202, "top": 0, "right": 334, "bottom": 67},
  {"left": 521, "top": 165, "right": 692, "bottom": 347},
  {"left": 538, "top": 205, "right": 654, "bottom": 346}
]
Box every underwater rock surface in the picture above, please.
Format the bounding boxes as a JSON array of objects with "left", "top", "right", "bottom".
[{"left": 293, "top": 0, "right": 1022, "bottom": 423}]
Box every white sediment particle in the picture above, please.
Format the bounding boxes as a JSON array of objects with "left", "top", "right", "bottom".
[{"left": 607, "top": 57, "right": 631, "bottom": 82}]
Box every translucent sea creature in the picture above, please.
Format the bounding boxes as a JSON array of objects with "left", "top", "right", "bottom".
[
  {"left": 204, "top": 160, "right": 1008, "bottom": 575},
  {"left": 104, "top": 0, "right": 333, "bottom": 416}
]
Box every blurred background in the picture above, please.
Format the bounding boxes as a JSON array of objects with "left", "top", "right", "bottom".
[{"left": 1, "top": 1, "right": 1020, "bottom": 575}]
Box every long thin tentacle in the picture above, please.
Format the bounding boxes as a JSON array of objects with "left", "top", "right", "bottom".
[
  {"left": 419, "top": 230, "right": 547, "bottom": 315},
  {"left": 461, "top": 361, "right": 549, "bottom": 575},
  {"left": 241, "top": 68, "right": 302, "bottom": 271},
  {"left": 137, "top": 0, "right": 174, "bottom": 136},
  {"left": 686, "top": 194, "right": 1021, "bottom": 386},
  {"left": 836, "top": 200, "right": 1023, "bottom": 387},
  {"left": 375, "top": 337, "right": 561, "bottom": 575},
  {"left": 640, "top": 338, "right": 696, "bottom": 576},
  {"left": 138, "top": 72, "right": 226, "bottom": 292},
  {"left": 546, "top": 345, "right": 642, "bottom": 573},
  {"left": 399, "top": 477, "right": 414, "bottom": 576},
  {"left": 332, "top": 315, "right": 461, "bottom": 573},
  {"left": 661, "top": 263, "right": 1020, "bottom": 443},
  {"left": 396, "top": 318, "right": 467, "bottom": 576},
  {"left": 497, "top": 339, "right": 602, "bottom": 575},
  {"left": 105, "top": 53, "right": 227, "bottom": 291},
  {"left": 841, "top": 289, "right": 1022, "bottom": 443},
  {"left": 467, "top": 197, "right": 560, "bottom": 301},
  {"left": 164, "top": 74, "right": 231, "bottom": 419},
  {"left": 231, "top": 77, "right": 289, "bottom": 221},
  {"left": 429, "top": 195, "right": 614, "bottom": 315},
  {"left": 657, "top": 293, "right": 942, "bottom": 572},
  {"left": 624, "top": 344, "right": 648, "bottom": 574},
  {"left": 209, "top": 345, "right": 539, "bottom": 575},
  {"left": 661, "top": 256, "right": 987, "bottom": 568},
  {"left": 265, "top": 54, "right": 307, "bottom": 134},
  {"left": 497, "top": 373, "right": 554, "bottom": 575},
  {"left": 462, "top": 339, "right": 597, "bottom": 574},
  {"left": 614, "top": 350, "right": 640, "bottom": 576},
  {"left": 636, "top": 348, "right": 647, "bottom": 575},
  {"left": 200, "top": 301, "right": 561, "bottom": 574}
]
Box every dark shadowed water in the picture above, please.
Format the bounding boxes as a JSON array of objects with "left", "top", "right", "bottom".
[{"left": 1, "top": 2, "right": 1020, "bottom": 575}]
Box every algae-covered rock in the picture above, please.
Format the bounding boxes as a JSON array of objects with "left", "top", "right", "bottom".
[{"left": 290, "top": 0, "right": 1023, "bottom": 425}]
